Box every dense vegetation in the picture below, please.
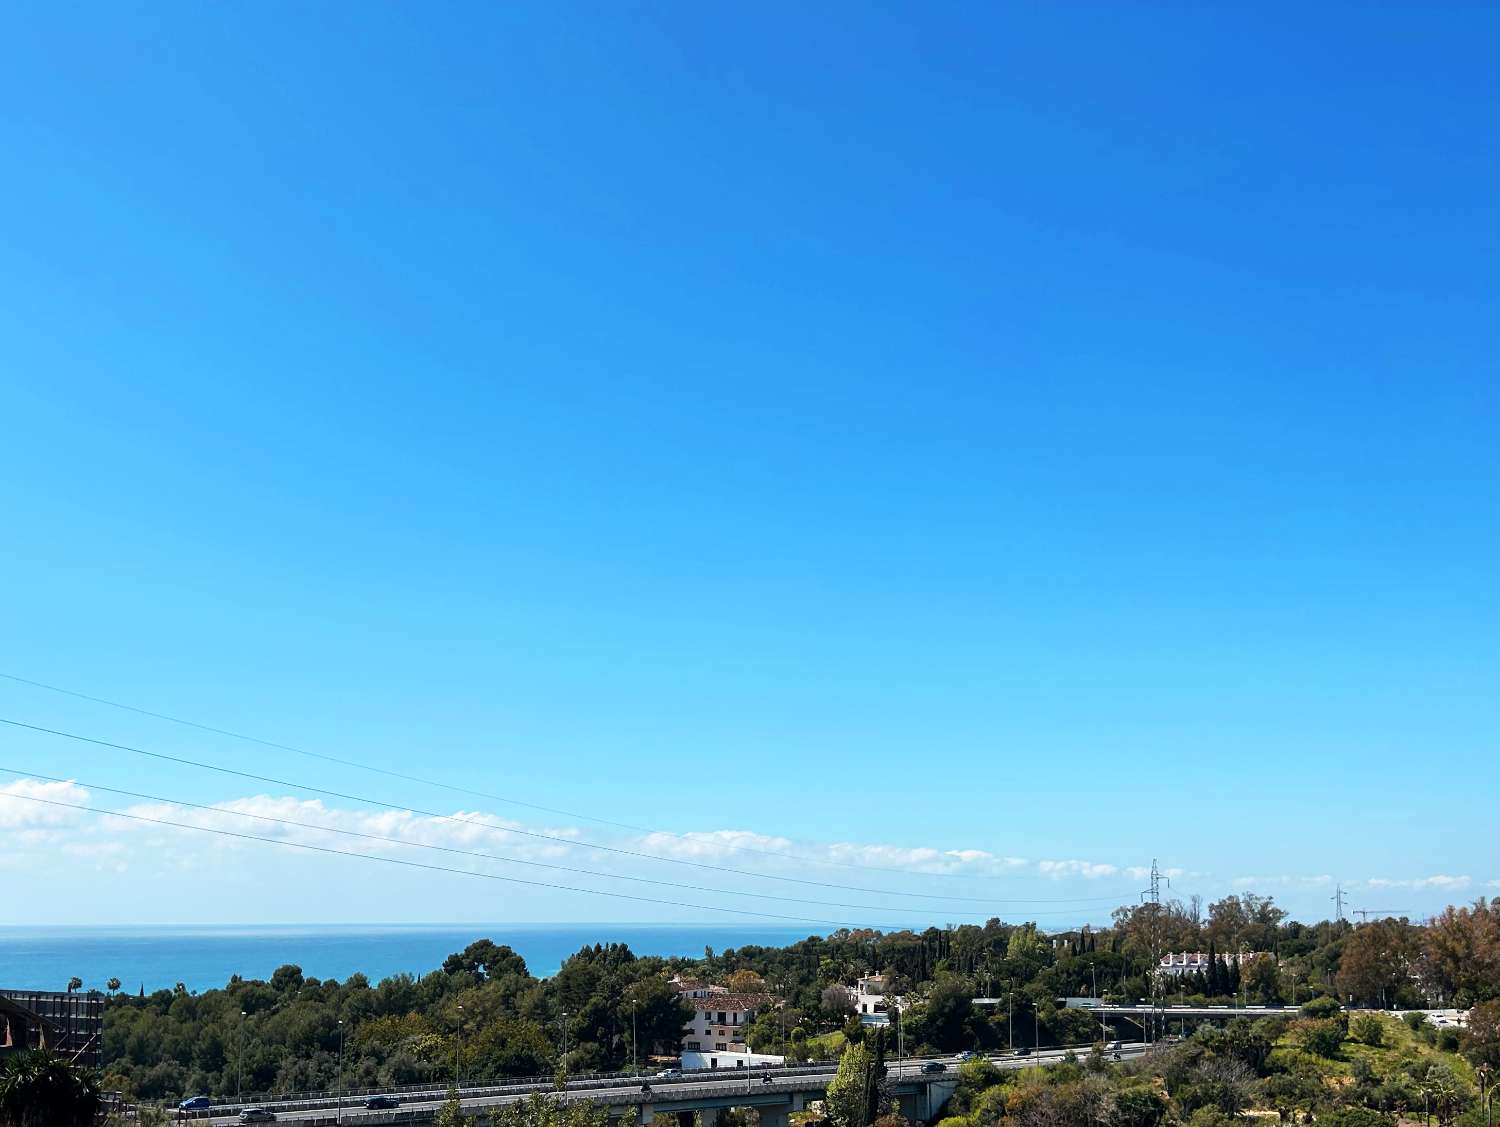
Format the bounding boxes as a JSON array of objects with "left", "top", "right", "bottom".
[{"left": 86, "top": 895, "right": 1500, "bottom": 1117}]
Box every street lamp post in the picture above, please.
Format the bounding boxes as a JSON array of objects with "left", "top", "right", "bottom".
[
  {"left": 238, "top": 1011, "right": 247, "bottom": 1102},
  {"left": 455, "top": 1004, "right": 464, "bottom": 1090},
  {"left": 631, "top": 1001, "right": 639, "bottom": 1075},
  {"left": 559, "top": 1010, "right": 571, "bottom": 1105},
  {"left": 337, "top": 1020, "right": 345, "bottom": 1125}
]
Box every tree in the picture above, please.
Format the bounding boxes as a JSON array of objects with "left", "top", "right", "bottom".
[
  {"left": 726, "top": 970, "right": 766, "bottom": 994},
  {"left": 621, "top": 976, "right": 693, "bottom": 1059},
  {"left": 1241, "top": 956, "right": 1281, "bottom": 1005},
  {"left": 924, "top": 976, "right": 975, "bottom": 1051},
  {"left": 1338, "top": 920, "right": 1418, "bottom": 1008},
  {"left": 106, "top": 978, "right": 121, "bottom": 995},
  {"left": 822, "top": 985, "right": 856, "bottom": 1023},
  {"left": 66, "top": 977, "right": 82, "bottom": 994},
  {"left": 435, "top": 1089, "right": 464, "bottom": 1127},
  {"left": 1463, "top": 999, "right": 1500, "bottom": 1069},
  {"left": 442, "top": 941, "right": 529, "bottom": 983},
  {"left": 1423, "top": 900, "right": 1500, "bottom": 1007},
  {"left": 826, "top": 1040, "right": 879, "bottom": 1127},
  {"left": 0, "top": 1052, "right": 102, "bottom": 1127}
]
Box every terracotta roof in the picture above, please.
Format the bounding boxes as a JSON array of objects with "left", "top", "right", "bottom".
[{"left": 687, "top": 993, "right": 775, "bottom": 1012}]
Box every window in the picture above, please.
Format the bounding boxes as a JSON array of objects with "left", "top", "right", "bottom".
[{"left": 716, "top": 1042, "right": 727, "bottom": 1051}]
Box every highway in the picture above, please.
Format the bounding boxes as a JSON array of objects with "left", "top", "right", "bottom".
[{"left": 195, "top": 1045, "right": 1148, "bottom": 1126}]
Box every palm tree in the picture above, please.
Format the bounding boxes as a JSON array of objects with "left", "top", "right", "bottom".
[
  {"left": 65, "top": 977, "right": 82, "bottom": 994},
  {"left": 0, "top": 1051, "right": 101, "bottom": 1127},
  {"left": 106, "top": 978, "right": 121, "bottom": 996}
]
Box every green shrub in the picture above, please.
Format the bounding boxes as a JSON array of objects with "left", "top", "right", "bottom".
[
  {"left": 1297, "top": 1018, "right": 1346, "bottom": 1058},
  {"left": 1350, "top": 1014, "right": 1386, "bottom": 1047},
  {"left": 1302, "top": 997, "right": 1343, "bottom": 1019},
  {"left": 1317, "top": 1109, "right": 1395, "bottom": 1127}
]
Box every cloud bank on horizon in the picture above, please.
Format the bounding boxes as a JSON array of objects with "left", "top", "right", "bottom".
[{"left": 1, "top": 776, "right": 1484, "bottom": 926}]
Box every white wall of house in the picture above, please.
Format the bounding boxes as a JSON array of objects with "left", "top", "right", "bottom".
[{"left": 681, "top": 1049, "right": 786, "bottom": 1070}]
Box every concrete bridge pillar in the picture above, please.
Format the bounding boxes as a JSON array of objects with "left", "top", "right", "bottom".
[
  {"left": 639, "top": 1106, "right": 654, "bottom": 1125},
  {"left": 697, "top": 1110, "right": 719, "bottom": 1127},
  {"left": 790, "top": 1093, "right": 807, "bottom": 1113},
  {"left": 896, "top": 1092, "right": 921, "bottom": 1124},
  {"left": 758, "top": 1105, "right": 789, "bottom": 1127}
]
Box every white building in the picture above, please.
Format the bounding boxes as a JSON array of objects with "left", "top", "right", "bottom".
[
  {"left": 1157, "top": 952, "right": 1259, "bottom": 977},
  {"left": 670, "top": 975, "right": 728, "bottom": 1001},
  {"left": 845, "top": 974, "right": 903, "bottom": 1025},
  {"left": 681, "top": 1048, "right": 785, "bottom": 1070},
  {"left": 681, "top": 993, "right": 774, "bottom": 1054}
]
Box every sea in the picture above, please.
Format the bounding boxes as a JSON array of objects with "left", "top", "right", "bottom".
[{"left": 0, "top": 924, "right": 815, "bottom": 995}]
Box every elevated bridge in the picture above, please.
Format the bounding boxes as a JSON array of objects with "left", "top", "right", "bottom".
[{"left": 193, "top": 1046, "right": 1147, "bottom": 1126}]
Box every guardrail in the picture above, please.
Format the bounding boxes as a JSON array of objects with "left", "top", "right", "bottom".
[
  {"left": 172, "top": 1060, "right": 867, "bottom": 1119},
  {"left": 170, "top": 1048, "right": 1149, "bottom": 1124}
]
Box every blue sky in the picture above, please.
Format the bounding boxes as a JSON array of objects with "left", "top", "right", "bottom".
[{"left": 1, "top": 3, "right": 1497, "bottom": 928}]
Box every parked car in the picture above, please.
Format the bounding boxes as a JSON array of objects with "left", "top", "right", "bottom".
[
  {"left": 179, "top": 1097, "right": 212, "bottom": 1111},
  {"left": 365, "top": 1095, "right": 401, "bottom": 1109},
  {"left": 239, "top": 1110, "right": 276, "bottom": 1123},
  {"left": 656, "top": 1068, "right": 682, "bottom": 1079},
  {"left": 921, "top": 1061, "right": 947, "bottom": 1074}
]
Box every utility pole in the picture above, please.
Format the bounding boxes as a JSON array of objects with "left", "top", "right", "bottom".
[
  {"left": 1142, "top": 859, "right": 1169, "bottom": 1044},
  {"left": 1332, "top": 886, "right": 1347, "bottom": 923}
]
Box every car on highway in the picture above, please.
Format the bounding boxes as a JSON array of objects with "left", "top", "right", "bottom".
[
  {"left": 1107, "top": 1041, "right": 1122, "bottom": 1049},
  {"left": 921, "top": 1061, "right": 947, "bottom": 1074},
  {"left": 238, "top": 1109, "right": 276, "bottom": 1123},
  {"left": 365, "top": 1095, "right": 401, "bottom": 1109},
  {"left": 179, "top": 1097, "right": 212, "bottom": 1111},
  {"left": 656, "top": 1068, "right": 682, "bottom": 1079},
  {"left": 956, "top": 1051, "right": 978, "bottom": 1062},
  {"left": 1013, "top": 1047, "right": 1032, "bottom": 1056}
]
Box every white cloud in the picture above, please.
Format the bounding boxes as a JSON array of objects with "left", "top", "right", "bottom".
[
  {"left": 637, "top": 830, "right": 1036, "bottom": 877},
  {"left": 1230, "top": 874, "right": 1335, "bottom": 889},
  {"left": 0, "top": 777, "right": 90, "bottom": 828},
  {"left": 1363, "top": 874, "right": 1472, "bottom": 891},
  {"left": 1039, "top": 860, "right": 1119, "bottom": 880}
]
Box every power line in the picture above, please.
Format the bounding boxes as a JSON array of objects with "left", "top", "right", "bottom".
[
  {"left": 0, "top": 716, "right": 1124, "bottom": 906},
  {"left": 0, "top": 765, "right": 1084, "bottom": 921},
  {"left": 0, "top": 670, "right": 1127, "bottom": 890}
]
